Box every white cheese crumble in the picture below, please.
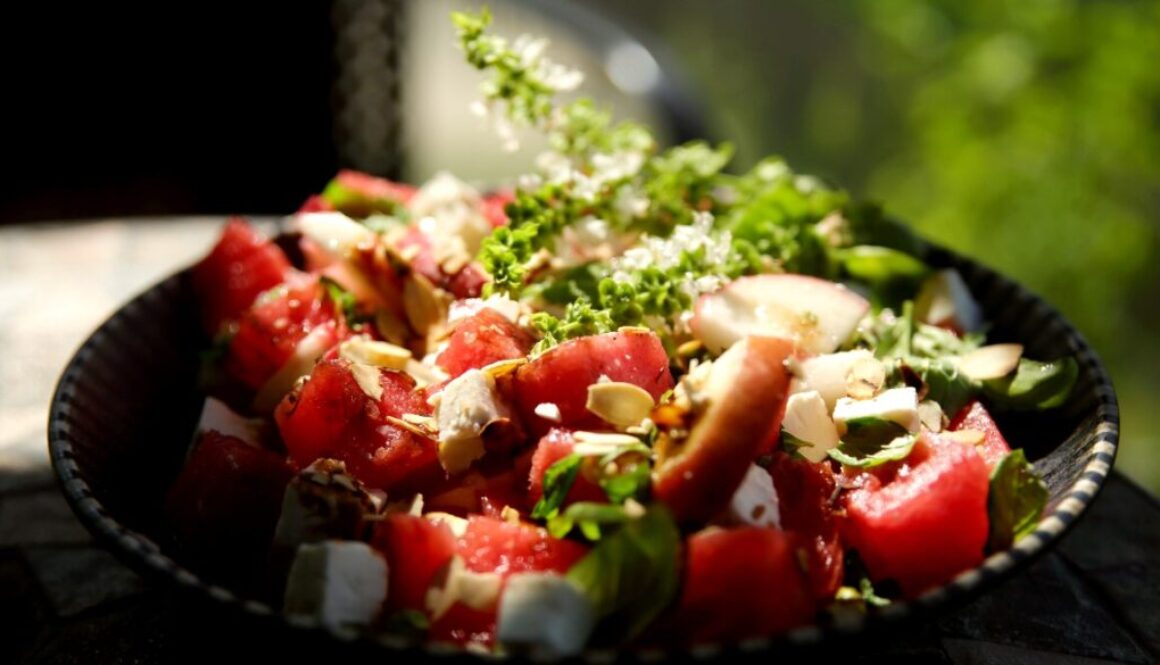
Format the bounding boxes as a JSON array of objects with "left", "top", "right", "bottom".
[
  {"left": 496, "top": 573, "right": 596, "bottom": 657},
  {"left": 721, "top": 464, "right": 781, "bottom": 529},
  {"left": 534, "top": 402, "right": 563, "bottom": 422},
  {"left": 833, "top": 386, "right": 921, "bottom": 434},
  {"left": 781, "top": 391, "right": 840, "bottom": 463},
  {"left": 283, "top": 541, "right": 388, "bottom": 630},
  {"left": 194, "top": 397, "right": 264, "bottom": 448},
  {"left": 790, "top": 349, "right": 877, "bottom": 412},
  {"left": 408, "top": 171, "right": 493, "bottom": 272}
]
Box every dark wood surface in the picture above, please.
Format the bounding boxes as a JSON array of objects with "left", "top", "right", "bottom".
[{"left": 3, "top": 219, "right": 1156, "bottom": 664}]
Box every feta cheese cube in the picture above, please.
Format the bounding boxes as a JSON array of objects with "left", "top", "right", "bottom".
[
  {"left": 194, "top": 397, "right": 264, "bottom": 448},
  {"left": 497, "top": 573, "right": 596, "bottom": 657},
  {"left": 833, "top": 387, "right": 920, "bottom": 434},
  {"left": 426, "top": 556, "right": 502, "bottom": 620},
  {"left": 791, "top": 349, "right": 876, "bottom": 411},
  {"left": 722, "top": 464, "right": 781, "bottom": 529},
  {"left": 283, "top": 541, "right": 388, "bottom": 630},
  {"left": 781, "top": 391, "right": 840, "bottom": 463}
]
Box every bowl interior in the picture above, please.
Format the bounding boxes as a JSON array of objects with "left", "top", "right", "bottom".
[{"left": 49, "top": 246, "right": 1119, "bottom": 654}]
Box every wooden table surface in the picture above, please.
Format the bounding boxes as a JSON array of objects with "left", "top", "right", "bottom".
[{"left": 2, "top": 218, "right": 1157, "bottom": 664}]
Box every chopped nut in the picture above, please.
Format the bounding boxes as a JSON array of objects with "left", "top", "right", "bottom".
[
  {"left": 845, "top": 356, "right": 886, "bottom": 400},
  {"left": 500, "top": 505, "right": 521, "bottom": 524},
  {"left": 405, "top": 359, "right": 449, "bottom": 390},
  {"left": 586, "top": 382, "right": 656, "bottom": 428}
]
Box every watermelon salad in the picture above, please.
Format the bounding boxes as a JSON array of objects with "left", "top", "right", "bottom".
[{"left": 167, "top": 9, "right": 1078, "bottom": 656}]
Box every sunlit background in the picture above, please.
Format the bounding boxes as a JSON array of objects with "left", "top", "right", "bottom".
[{"left": 2, "top": 0, "right": 1158, "bottom": 491}]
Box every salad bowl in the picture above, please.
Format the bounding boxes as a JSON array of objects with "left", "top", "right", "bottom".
[{"left": 47, "top": 226, "right": 1119, "bottom": 659}]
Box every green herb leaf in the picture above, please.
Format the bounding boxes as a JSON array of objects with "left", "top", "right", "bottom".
[
  {"left": 908, "top": 358, "right": 979, "bottom": 416},
  {"left": 828, "top": 417, "right": 916, "bottom": 468},
  {"left": 599, "top": 462, "right": 650, "bottom": 505},
  {"left": 381, "top": 608, "right": 430, "bottom": 637},
  {"left": 983, "top": 357, "right": 1078, "bottom": 411},
  {"left": 566, "top": 505, "right": 680, "bottom": 639},
  {"left": 547, "top": 502, "right": 633, "bottom": 541},
  {"left": 320, "top": 177, "right": 405, "bottom": 219},
  {"left": 530, "top": 453, "right": 583, "bottom": 520},
  {"left": 986, "top": 449, "right": 1048, "bottom": 550},
  {"left": 838, "top": 245, "right": 930, "bottom": 308},
  {"left": 320, "top": 276, "right": 367, "bottom": 327},
  {"left": 779, "top": 429, "right": 812, "bottom": 460}
]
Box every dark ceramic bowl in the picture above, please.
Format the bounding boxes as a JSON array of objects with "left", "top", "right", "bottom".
[{"left": 47, "top": 239, "right": 1119, "bottom": 659}]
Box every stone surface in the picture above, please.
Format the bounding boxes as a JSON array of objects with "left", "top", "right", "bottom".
[{"left": 25, "top": 546, "right": 147, "bottom": 617}]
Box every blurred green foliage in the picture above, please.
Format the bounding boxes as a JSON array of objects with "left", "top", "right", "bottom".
[{"left": 588, "top": 0, "right": 1160, "bottom": 489}]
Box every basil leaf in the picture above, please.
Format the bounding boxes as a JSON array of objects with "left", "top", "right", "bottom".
[
  {"left": 531, "top": 454, "right": 583, "bottom": 520},
  {"left": 599, "top": 462, "right": 650, "bottom": 505},
  {"left": 382, "top": 609, "right": 430, "bottom": 637},
  {"left": 779, "top": 429, "right": 812, "bottom": 460},
  {"left": 983, "top": 357, "right": 1078, "bottom": 411},
  {"left": 838, "top": 246, "right": 929, "bottom": 283},
  {"left": 909, "top": 358, "right": 979, "bottom": 416},
  {"left": 321, "top": 177, "right": 405, "bottom": 219},
  {"left": 987, "top": 449, "right": 1048, "bottom": 551},
  {"left": 566, "top": 505, "right": 680, "bottom": 639},
  {"left": 320, "top": 276, "right": 367, "bottom": 327},
  {"left": 548, "top": 502, "right": 632, "bottom": 541},
  {"left": 828, "top": 417, "right": 916, "bottom": 468}
]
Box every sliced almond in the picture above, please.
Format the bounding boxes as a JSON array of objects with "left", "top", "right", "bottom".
[
  {"left": 845, "top": 356, "right": 886, "bottom": 400},
  {"left": 481, "top": 357, "right": 527, "bottom": 380},
  {"left": 385, "top": 415, "right": 436, "bottom": 439},
  {"left": 403, "top": 272, "right": 451, "bottom": 340},
  {"left": 571, "top": 431, "right": 646, "bottom": 458},
  {"left": 405, "top": 359, "right": 449, "bottom": 390},
  {"left": 918, "top": 400, "right": 946, "bottom": 433},
  {"left": 425, "top": 511, "right": 469, "bottom": 537},
  {"left": 339, "top": 337, "right": 412, "bottom": 369},
  {"left": 374, "top": 309, "right": 412, "bottom": 347},
  {"left": 942, "top": 429, "right": 986, "bottom": 446},
  {"left": 500, "top": 505, "right": 521, "bottom": 524},
  {"left": 426, "top": 556, "right": 503, "bottom": 620},
  {"left": 349, "top": 363, "right": 385, "bottom": 401},
  {"left": 956, "top": 344, "right": 1024, "bottom": 381},
  {"left": 586, "top": 382, "right": 656, "bottom": 428}
]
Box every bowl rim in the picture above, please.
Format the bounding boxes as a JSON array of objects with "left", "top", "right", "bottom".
[{"left": 47, "top": 243, "right": 1120, "bottom": 659}]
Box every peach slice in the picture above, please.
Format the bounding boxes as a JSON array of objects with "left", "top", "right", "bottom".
[
  {"left": 652, "top": 336, "right": 794, "bottom": 524},
  {"left": 691, "top": 274, "right": 870, "bottom": 355}
]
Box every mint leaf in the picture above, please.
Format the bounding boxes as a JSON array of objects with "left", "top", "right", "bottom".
[
  {"left": 983, "top": 357, "right": 1078, "bottom": 411},
  {"left": 828, "top": 417, "right": 916, "bottom": 468},
  {"left": 566, "top": 505, "right": 680, "bottom": 638},
  {"left": 531, "top": 454, "right": 583, "bottom": 520},
  {"left": 987, "top": 449, "right": 1048, "bottom": 550}
]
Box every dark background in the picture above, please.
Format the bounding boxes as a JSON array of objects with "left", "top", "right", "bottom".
[
  {"left": 0, "top": 3, "right": 338, "bottom": 222},
  {"left": 1, "top": 0, "right": 1158, "bottom": 491}
]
